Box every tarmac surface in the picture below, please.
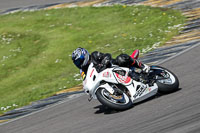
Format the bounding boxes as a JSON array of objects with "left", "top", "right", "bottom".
[
  {"left": 0, "top": 0, "right": 77, "bottom": 11},
  {"left": 0, "top": 43, "right": 200, "bottom": 133}
]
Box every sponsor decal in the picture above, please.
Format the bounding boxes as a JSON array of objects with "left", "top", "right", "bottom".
[
  {"left": 115, "top": 73, "right": 131, "bottom": 84},
  {"left": 148, "top": 88, "right": 151, "bottom": 91},
  {"left": 90, "top": 69, "right": 94, "bottom": 77},
  {"left": 103, "top": 71, "right": 111, "bottom": 78},
  {"left": 133, "top": 86, "right": 146, "bottom": 98}
]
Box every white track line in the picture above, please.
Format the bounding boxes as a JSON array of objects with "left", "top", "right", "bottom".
[
  {"left": 157, "top": 42, "right": 200, "bottom": 65},
  {"left": 0, "top": 93, "right": 84, "bottom": 126}
]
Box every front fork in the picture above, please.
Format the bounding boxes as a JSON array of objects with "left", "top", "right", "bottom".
[{"left": 88, "top": 83, "right": 115, "bottom": 102}]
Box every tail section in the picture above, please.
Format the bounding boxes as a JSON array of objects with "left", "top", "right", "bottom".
[{"left": 130, "top": 49, "right": 139, "bottom": 59}]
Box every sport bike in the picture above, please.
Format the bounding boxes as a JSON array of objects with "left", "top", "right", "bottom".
[{"left": 83, "top": 50, "right": 179, "bottom": 110}]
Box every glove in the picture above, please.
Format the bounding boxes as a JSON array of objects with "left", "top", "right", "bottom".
[
  {"left": 102, "top": 58, "right": 111, "bottom": 67},
  {"left": 142, "top": 64, "right": 150, "bottom": 73},
  {"left": 101, "top": 54, "right": 112, "bottom": 68}
]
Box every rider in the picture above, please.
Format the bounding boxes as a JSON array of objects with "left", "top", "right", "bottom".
[{"left": 71, "top": 47, "right": 150, "bottom": 80}]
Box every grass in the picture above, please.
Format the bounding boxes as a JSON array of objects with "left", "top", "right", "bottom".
[{"left": 0, "top": 5, "right": 185, "bottom": 114}]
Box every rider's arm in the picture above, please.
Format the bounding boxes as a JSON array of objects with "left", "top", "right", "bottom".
[
  {"left": 91, "top": 51, "right": 112, "bottom": 72},
  {"left": 101, "top": 53, "right": 112, "bottom": 67},
  {"left": 91, "top": 51, "right": 104, "bottom": 65},
  {"left": 91, "top": 51, "right": 111, "bottom": 65}
]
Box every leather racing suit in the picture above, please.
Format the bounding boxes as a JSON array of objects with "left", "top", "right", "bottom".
[{"left": 80, "top": 51, "right": 148, "bottom": 80}]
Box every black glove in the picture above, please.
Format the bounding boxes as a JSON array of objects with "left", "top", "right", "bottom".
[{"left": 101, "top": 56, "right": 111, "bottom": 68}]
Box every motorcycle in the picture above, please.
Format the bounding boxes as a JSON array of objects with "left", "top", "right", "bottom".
[{"left": 83, "top": 50, "right": 179, "bottom": 110}]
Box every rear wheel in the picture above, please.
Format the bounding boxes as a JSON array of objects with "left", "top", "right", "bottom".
[
  {"left": 154, "top": 66, "right": 179, "bottom": 93},
  {"left": 96, "top": 88, "right": 132, "bottom": 111}
]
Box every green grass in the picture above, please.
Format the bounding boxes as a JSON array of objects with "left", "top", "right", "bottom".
[{"left": 0, "top": 5, "right": 185, "bottom": 114}]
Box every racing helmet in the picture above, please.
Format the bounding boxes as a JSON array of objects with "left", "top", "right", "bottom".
[{"left": 72, "top": 48, "right": 90, "bottom": 69}]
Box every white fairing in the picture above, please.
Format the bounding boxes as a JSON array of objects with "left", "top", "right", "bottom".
[
  {"left": 83, "top": 63, "right": 117, "bottom": 99},
  {"left": 83, "top": 63, "right": 158, "bottom": 103}
]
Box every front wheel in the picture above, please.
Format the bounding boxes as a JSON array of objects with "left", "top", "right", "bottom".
[
  {"left": 152, "top": 66, "right": 179, "bottom": 93},
  {"left": 96, "top": 88, "right": 132, "bottom": 111}
]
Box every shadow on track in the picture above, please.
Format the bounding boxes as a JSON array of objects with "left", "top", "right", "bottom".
[{"left": 94, "top": 105, "right": 120, "bottom": 114}]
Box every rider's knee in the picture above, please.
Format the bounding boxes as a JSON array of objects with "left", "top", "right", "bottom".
[{"left": 116, "top": 54, "right": 133, "bottom": 67}]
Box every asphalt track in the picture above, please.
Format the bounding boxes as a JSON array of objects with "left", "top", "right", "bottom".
[
  {"left": 0, "top": 43, "right": 200, "bottom": 132},
  {"left": 0, "top": 0, "right": 76, "bottom": 10}
]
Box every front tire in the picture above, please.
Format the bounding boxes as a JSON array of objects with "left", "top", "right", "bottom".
[{"left": 96, "top": 88, "right": 132, "bottom": 111}]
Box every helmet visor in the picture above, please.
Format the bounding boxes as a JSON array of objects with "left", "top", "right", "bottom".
[{"left": 73, "top": 56, "right": 84, "bottom": 69}]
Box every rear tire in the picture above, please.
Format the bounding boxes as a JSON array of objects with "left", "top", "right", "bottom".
[
  {"left": 96, "top": 88, "right": 132, "bottom": 111},
  {"left": 155, "top": 66, "right": 179, "bottom": 93}
]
